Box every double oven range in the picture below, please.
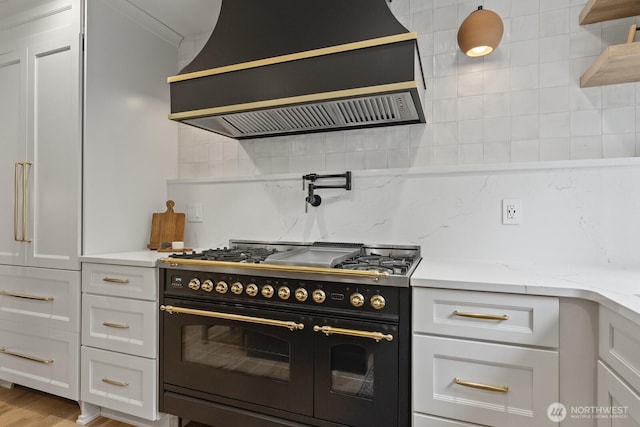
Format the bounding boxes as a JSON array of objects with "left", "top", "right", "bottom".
[{"left": 159, "top": 240, "right": 421, "bottom": 427}]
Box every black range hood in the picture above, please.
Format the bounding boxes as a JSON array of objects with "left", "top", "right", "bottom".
[{"left": 168, "top": 0, "right": 426, "bottom": 140}]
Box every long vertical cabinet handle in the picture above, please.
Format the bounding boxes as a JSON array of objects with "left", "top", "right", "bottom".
[
  {"left": 21, "top": 162, "right": 31, "bottom": 243},
  {"left": 14, "top": 162, "right": 21, "bottom": 241}
]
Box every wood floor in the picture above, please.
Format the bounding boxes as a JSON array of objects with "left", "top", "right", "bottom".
[{"left": 0, "top": 385, "right": 133, "bottom": 427}]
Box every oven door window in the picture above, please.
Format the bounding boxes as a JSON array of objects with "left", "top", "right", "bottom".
[
  {"left": 183, "top": 324, "right": 290, "bottom": 382},
  {"left": 330, "top": 344, "right": 374, "bottom": 398}
]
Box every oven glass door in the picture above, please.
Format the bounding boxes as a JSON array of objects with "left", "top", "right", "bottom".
[
  {"left": 313, "top": 317, "right": 399, "bottom": 427},
  {"left": 162, "top": 298, "right": 314, "bottom": 416}
]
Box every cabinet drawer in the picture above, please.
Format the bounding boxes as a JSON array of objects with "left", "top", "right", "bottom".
[
  {"left": 82, "top": 263, "right": 157, "bottom": 300},
  {"left": 0, "top": 321, "right": 79, "bottom": 400},
  {"left": 413, "top": 335, "right": 558, "bottom": 427},
  {"left": 413, "top": 288, "right": 559, "bottom": 347},
  {"left": 597, "top": 361, "right": 640, "bottom": 427},
  {"left": 599, "top": 306, "right": 640, "bottom": 393},
  {"left": 0, "top": 265, "right": 80, "bottom": 331},
  {"left": 81, "top": 346, "right": 158, "bottom": 421},
  {"left": 82, "top": 294, "right": 157, "bottom": 358}
]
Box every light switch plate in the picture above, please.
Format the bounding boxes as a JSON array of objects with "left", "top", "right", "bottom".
[{"left": 187, "top": 203, "right": 203, "bottom": 223}]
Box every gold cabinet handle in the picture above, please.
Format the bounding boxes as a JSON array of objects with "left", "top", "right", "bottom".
[
  {"left": 0, "top": 290, "right": 54, "bottom": 301},
  {"left": 160, "top": 305, "right": 305, "bottom": 331},
  {"left": 0, "top": 347, "right": 53, "bottom": 364},
  {"left": 453, "top": 310, "right": 508, "bottom": 321},
  {"left": 102, "top": 378, "right": 129, "bottom": 387},
  {"left": 21, "top": 161, "right": 31, "bottom": 243},
  {"left": 102, "top": 277, "right": 130, "bottom": 284},
  {"left": 14, "top": 162, "right": 20, "bottom": 241},
  {"left": 102, "top": 322, "right": 129, "bottom": 329},
  {"left": 313, "top": 325, "right": 393, "bottom": 342},
  {"left": 454, "top": 377, "right": 509, "bottom": 393}
]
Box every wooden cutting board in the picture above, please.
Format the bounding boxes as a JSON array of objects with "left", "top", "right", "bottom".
[{"left": 147, "top": 200, "right": 185, "bottom": 250}]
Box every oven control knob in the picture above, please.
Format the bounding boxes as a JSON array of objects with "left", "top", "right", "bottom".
[
  {"left": 215, "top": 281, "right": 228, "bottom": 294},
  {"left": 295, "top": 288, "right": 308, "bottom": 302},
  {"left": 230, "top": 282, "right": 243, "bottom": 295},
  {"left": 262, "top": 285, "right": 275, "bottom": 298},
  {"left": 312, "top": 289, "right": 326, "bottom": 304},
  {"left": 246, "top": 283, "right": 259, "bottom": 297},
  {"left": 188, "top": 278, "right": 201, "bottom": 291},
  {"left": 370, "top": 294, "right": 386, "bottom": 310},
  {"left": 201, "top": 279, "right": 214, "bottom": 292},
  {"left": 278, "top": 286, "right": 291, "bottom": 300},
  {"left": 350, "top": 292, "right": 365, "bottom": 307}
]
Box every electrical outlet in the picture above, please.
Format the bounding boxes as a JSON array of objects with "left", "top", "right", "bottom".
[
  {"left": 187, "top": 203, "right": 204, "bottom": 223},
  {"left": 502, "top": 199, "right": 522, "bottom": 225}
]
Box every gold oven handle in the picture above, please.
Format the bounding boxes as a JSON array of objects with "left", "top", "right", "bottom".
[
  {"left": 160, "top": 305, "right": 305, "bottom": 331},
  {"left": 0, "top": 347, "right": 53, "bottom": 364},
  {"left": 0, "top": 290, "right": 54, "bottom": 301},
  {"left": 313, "top": 325, "right": 393, "bottom": 342},
  {"left": 454, "top": 377, "right": 509, "bottom": 393},
  {"left": 453, "top": 310, "right": 509, "bottom": 321}
]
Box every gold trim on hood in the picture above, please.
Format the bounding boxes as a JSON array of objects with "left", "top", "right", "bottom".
[
  {"left": 168, "top": 81, "right": 419, "bottom": 120},
  {"left": 168, "top": 32, "right": 418, "bottom": 83}
]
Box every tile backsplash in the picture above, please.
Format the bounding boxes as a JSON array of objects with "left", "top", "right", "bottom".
[{"left": 176, "top": 0, "right": 640, "bottom": 179}]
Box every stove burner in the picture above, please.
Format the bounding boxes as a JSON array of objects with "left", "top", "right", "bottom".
[
  {"left": 337, "top": 254, "right": 414, "bottom": 275},
  {"left": 172, "top": 247, "right": 276, "bottom": 263}
]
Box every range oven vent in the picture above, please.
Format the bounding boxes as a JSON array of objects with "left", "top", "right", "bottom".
[
  {"left": 168, "top": 0, "right": 426, "bottom": 140},
  {"left": 185, "top": 91, "right": 420, "bottom": 138}
]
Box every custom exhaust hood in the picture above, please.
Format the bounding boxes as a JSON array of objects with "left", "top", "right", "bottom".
[{"left": 168, "top": 0, "right": 426, "bottom": 139}]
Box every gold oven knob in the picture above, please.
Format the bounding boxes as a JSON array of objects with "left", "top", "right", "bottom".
[
  {"left": 370, "top": 294, "right": 386, "bottom": 310},
  {"left": 278, "top": 286, "right": 291, "bottom": 300},
  {"left": 262, "top": 284, "right": 275, "bottom": 298},
  {"left": 295, "top": 288, "right": 308, "bottom": 302},
  {"left": 188, "top": 278, "right": 201, "bottom": 291},
  {"left": 215, "top": 281, "right": 228, "bottom": 294},
  {"left": 350, "top": 292, "right": 365, "bottom": 307},
  {"left": 201, "top": 279, "right": 213, "bottom": 292},
  {"left": 230, "top": 282, "right": 243, "bottom": 295},
  {"left": 246, "top": 283, "right": 258, "bottom": 297},
  {"left": 312, "top": 289, "right": 326, "bottom": 304}
]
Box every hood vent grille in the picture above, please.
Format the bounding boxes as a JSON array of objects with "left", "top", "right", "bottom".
[{"left": 184, "top": 92, "right": 419, "bottom": 138}]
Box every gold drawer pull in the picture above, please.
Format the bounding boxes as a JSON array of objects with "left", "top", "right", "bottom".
[
  {"left": 0, "top": 347, "right": 53, "bottom": 364},
  {"left": 453, "top": 310, "right": 508, "bottom": 321},
  {"left": 313, "top": 325, "right": 393, "bottom": 342},
  {"left": 102, "top": 378, "right": 129, "bottom": 387},
  {"left": 454, "top": 377, "right": 509, "bottom": 393},
  {"left": 102, "top": 277, "right": 130, "bottom": 284},
  {"left": 102, "top": 322, "right": 129, "bottom": 329},
  {"left": 0, "top": 290, "right": 54, "bottom": 301}
]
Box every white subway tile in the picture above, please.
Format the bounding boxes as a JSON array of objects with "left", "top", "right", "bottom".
[
  {"left": 512, "top": 139, "right": 540, "bottom": 162},
  {"left": 603, "top": 134, "right": 636, "bottom": 158},
  {"left": 540, "top": 137, "right": 571, "bottom": 160},
  {"left": 570, "top": 109, "right": 602, "bottom": 136},
  {"left": 571, "top": 135, "right": 602, "bottom": 159},
  {"left": 602, "top": 107, "right": 636, "bottom": 135}
]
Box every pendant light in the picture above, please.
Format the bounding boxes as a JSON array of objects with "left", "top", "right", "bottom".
[{"left": 457, "top": 5, "right": 504, "bottom": 57}]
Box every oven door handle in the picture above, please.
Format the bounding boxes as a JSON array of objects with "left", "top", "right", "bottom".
[
  {"left": 313, "top": 325, "right": 393, "bottom": 342},
  {"left": 160, "top": 305, "right": 305, "bottom": 331}
]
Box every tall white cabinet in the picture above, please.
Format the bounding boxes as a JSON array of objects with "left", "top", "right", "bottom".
[{"left": 0, "top": 0, "right": 82, "bottom": 401}]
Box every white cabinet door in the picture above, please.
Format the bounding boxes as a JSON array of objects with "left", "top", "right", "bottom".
[
  {"left": 0, "top": 47, "right": 27, "bottom": 266},
  {"left": 0, "top": 1, "right": 81, "bottom": 271},
  {"left": 597, "top": 362, "right": 640, "bottom": 427}
]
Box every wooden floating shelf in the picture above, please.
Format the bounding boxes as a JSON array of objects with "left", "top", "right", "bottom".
[
  {"left": 579, "top": 0, "right": 640, "bottom": 25},
  {"left": 580, "top": 41, "right": 640, "bottom": 87}
]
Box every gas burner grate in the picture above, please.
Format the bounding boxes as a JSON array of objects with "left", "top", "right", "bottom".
[
  {"left": 171, "top": 247, "right": 277, "bottom": 263},
  {"left": 336, "top": 254, "right": 415, "bottom": 275}
]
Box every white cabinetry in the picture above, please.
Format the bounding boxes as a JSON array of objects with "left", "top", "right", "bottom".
[
  {"left": 413, "top": 288, "right": 560, "bottom": 427},
  {"left": 597, "top": 306, "right": 640, "bottom": 427},
  {"left": 0, "top": 0, "right": 82, "bottom": 401},
  {"left": 80, "top": 262, "right": 172, "bottom": 426}
]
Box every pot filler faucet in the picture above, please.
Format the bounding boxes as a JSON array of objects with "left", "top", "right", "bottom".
[{"left": 302, "top": 171, "right": 352, "bottom": 212}]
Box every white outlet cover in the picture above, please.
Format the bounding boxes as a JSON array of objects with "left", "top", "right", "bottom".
[{"left": 502, "top": 199, "right": 522, "bottom": 225}]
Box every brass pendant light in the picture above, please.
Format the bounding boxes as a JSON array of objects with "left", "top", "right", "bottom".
[{"left": 457, "top": 5, "right": 504, "bottom": 57}]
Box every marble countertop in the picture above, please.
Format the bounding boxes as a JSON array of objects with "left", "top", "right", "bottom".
[
  {"left": 412, "top": 258, "right": 640, "bottom": 325},
  {"left": 81, "top": 251, "right": 640, "bottom": 325}
]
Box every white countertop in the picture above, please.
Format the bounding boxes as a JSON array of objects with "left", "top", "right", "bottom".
[
  {"left": 81, "top": 251, "right": 640, "bottom": 325},
  {"left": 80, "top": 250, "right": 180, "bottom": 267},
  {"left": 412, "top": 258, "right": 640, "bottom": 325}
]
